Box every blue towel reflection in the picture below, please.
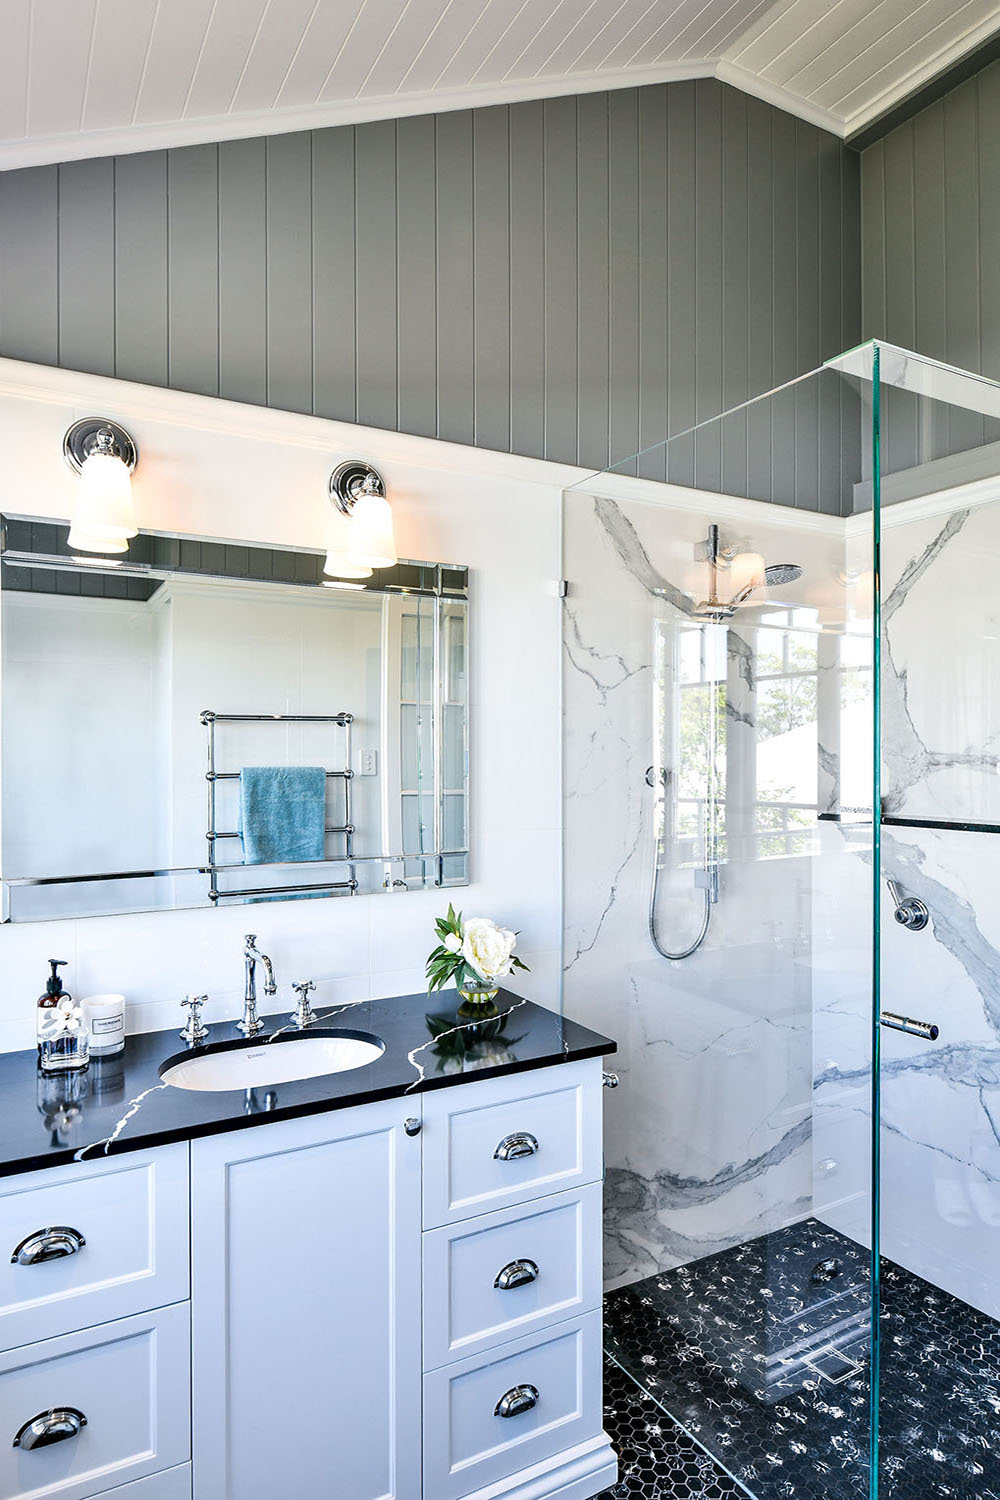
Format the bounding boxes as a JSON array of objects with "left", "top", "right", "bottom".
[{"left": 239, "top": 766, "right": 327, "bottom": 864}]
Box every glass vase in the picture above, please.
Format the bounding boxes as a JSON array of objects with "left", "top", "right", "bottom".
[{"left": 457, "top": 976, "right": 500, "bottom": 1022}]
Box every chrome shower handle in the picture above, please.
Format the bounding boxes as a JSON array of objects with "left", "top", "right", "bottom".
[{"left": 886, "top": 879, "right": 929, "bottom": 931}]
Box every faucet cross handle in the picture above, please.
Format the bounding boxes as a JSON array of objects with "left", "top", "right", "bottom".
[
  {"left": 290, "top": 980, "right": 317, "bottom": 1029},
  {"left": 180, "top": 994, "right": 209, "bottom": 1045}
]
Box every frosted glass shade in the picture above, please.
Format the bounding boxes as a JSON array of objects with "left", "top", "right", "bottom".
[
  {"left": 67, "top": 526, "right": 129, "bottom": 554},
  {"left": 349, "top": 493, "right": 397, "bottom": 571},
  {"left": 322, "top": 507, "right": 371, "bottom": 579},
  {"left": 727, "top": 551, "right": 765, "bottom": 596},
  {"left": 323, "top": 547, "right": 373, "bottom": 580},
  {"left": 68, "top": 451, "right": 138, "bottom": 554}
]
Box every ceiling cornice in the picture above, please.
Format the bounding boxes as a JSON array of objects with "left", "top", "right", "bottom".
[{"left": 0, "top": 61, "right": 717, "bottom": 172}]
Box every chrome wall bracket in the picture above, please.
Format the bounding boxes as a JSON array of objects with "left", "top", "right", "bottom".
[
  {"left": 329, "top": 460, "right": 386, "bottom": 517},
  {"left": 62, "top": 417, "right": 138, "bottom": 475}
]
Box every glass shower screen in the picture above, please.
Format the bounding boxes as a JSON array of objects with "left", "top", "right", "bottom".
[{"left": 562, "top": 354, "right": 879, "bottom": 1498}]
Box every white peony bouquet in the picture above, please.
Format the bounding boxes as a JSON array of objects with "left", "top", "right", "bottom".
[{"left": 426, "top": 904, "right": 529, "bottom": 994}]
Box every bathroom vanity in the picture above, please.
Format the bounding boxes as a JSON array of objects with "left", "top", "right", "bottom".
[{"left": 0, "top": 991, "right": 616, "bottom": 1500}]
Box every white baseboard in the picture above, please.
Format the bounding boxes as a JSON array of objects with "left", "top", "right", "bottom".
[{"left": 458, "top": 1433, "right": 618, "bottom": 1500}]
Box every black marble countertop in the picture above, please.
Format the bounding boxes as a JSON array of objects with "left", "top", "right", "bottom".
[{"left": 0, "top": 989, "right": 615, "bottom": 1179}]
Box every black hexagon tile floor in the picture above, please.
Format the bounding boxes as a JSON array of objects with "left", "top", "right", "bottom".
[
  {"left": 601, "top": 1217, "right": 1000, "bottom": 1500},
  {"left": 599, "top": 1356, "right": 747, "bottom": 1499}
]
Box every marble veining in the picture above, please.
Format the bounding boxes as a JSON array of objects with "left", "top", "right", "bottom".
[
  {"left": 815, "top": 495, "right": 1000, "bottom": 1320},
  {"left": 881, "top": 505, "right": 1000, "bottom": 821},
  {"left": 564, "top": 491, "right": 833, "bottom": 1287}
]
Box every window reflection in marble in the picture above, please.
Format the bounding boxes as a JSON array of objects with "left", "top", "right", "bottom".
[{"left": 657, "top": 605, "right": 871, "bottom": 868}]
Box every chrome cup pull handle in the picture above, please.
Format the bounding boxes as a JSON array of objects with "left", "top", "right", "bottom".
[
  {"left": 494, "top": 1131, "right": 538, "bottom": 1162},
  {"left": 11, "top": 1226, "right": 86, "bottom": 1266},
  {"left": 494, "top": 1258, "right": 539, "bottom": 1291},
  {"left": 13, "top": 1407, "right": 87, "bottom": 1450},
  {"left": 495, "top": 1384, "right": 539, "bottom": 1419}
]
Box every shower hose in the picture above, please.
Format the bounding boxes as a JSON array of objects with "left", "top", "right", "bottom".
[{"left": 648, "top": 851, "right": 712, "bottom": 959}]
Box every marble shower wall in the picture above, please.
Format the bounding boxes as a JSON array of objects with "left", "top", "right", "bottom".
[
  {"left": 563, "top": 487, "right": 849, "bottom": 1290},
  {"left": 875, "top": 501, "right": 1000, "bottom": 1314},
  {"left": 816, "top": 497, "right": 1000, "bottom": 1320}
]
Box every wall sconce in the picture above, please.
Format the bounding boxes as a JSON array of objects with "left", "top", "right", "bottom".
[
  {"left": 324, "top": 460, "right": 398, "bottom": 579},
  {"left": 63, "top": 418, "right": 139, "bottom": 555}
]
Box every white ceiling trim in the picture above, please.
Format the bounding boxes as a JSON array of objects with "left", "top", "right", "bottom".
[
  {"left": 1, "top": 16, "right": 997, "bottom": 172},
  {"left": 0, "top": 58, "right": 715, "bottom": 171},
  {"left": 837, "top": 9, "right": 1000, "bottom": 135},
  {"left": 714, "top": 58, "right": 843, "bottom": 132}
]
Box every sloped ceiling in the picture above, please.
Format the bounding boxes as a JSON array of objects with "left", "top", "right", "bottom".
[{"left": 2, "top": 0, "right": 1000, "bottom": 169}]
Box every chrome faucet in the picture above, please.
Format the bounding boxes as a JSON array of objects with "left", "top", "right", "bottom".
[{"left": 240, "top": 934, "right": 276, "bottom": 1036}]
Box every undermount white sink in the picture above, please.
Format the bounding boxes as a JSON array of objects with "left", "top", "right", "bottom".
[{"left": 160, "top": 1030, "right": 385, "bottom": 1092}]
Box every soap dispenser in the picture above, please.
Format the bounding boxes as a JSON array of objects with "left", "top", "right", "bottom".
[{"left": 36, "top": 960, "right": 90, "bottom": 1073}]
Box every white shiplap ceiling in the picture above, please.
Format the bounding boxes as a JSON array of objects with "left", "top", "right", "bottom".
[{"left": 1, "top": 0, "right": 999, "bottom": 169}]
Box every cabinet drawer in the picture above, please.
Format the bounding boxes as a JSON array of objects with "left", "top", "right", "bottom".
[
  {"left": 0, "top": 1145, "right": 189, "bottom": 1352},
  {"left": 423, "top": 1311, "right": 603, "bottom": 1500},
  {"left": 100, "top": 1465, "right": 191, "bottom": 1499},
  {"left": 423, "top": 1183, "right": 602, "bottom": 1369},
  {"left": 0, "top": 1302, "right": 190, "bottom": 1500},
  {"left": 422, "top": 1060, "right": 603, "bottom": 1228}
]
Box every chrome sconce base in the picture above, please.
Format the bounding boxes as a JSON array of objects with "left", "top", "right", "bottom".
[
  {"left": 329, "top": 460, "right": 386, "bottom": 516},
  {"left": 62, "top": 418, "right": 138, "bottom": 476}
]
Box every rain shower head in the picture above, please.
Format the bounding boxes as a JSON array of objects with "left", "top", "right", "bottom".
[
  {"left": 762, "top": 563, "right": 803, "bottom": 586},
  {"left": 692, "top": 526, "right": 803, "bottom": 619}
]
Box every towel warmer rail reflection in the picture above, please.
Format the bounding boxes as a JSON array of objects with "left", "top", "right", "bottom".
[{"left": 201, "top": 709, "right": 355, "bottom": 904}]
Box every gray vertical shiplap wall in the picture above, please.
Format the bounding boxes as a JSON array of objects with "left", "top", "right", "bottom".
[
  {"left": 0, "top": 79, "right": 860, "bottom": 502},
  {"left": 861, "top": 60, "right": 1000, "bottom": 476}
]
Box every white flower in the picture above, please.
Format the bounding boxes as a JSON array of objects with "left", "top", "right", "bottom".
[
  {"left": 461, "top": 917, "right": 517, "bottom": 982},
  {"left": 443, "top": 932, "right": 462, "bottom": 953}
]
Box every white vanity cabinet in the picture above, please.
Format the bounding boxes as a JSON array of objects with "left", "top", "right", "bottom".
[
  {"left": 0, "top": 1146, "right": 191, "bottom": 1500},
  {"left": 189, "top": 1095, "right": 422, "bottom": 1500},
  {"left": 419, "top": 1059, "right": 616, "bottom": 1500},
  {"left": 0, "top": 1055, "right": 613, "bottom": 1500}
]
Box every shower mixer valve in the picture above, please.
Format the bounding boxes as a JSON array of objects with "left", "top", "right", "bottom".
[{"left": 886, "top": 879, "right": 930, "bottom": 931}]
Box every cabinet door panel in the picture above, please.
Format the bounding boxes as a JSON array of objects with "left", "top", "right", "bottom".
[
  {"left": 423, "top": 1311, "right": 605, "bottom": 1500},
  {"left": 191, "top": 1102, "right": 421, "bottom": 1500},
  {"left": 94, "top": 1464, "right": 190, "bottom": 1499},
  {"left": 421, "top": 1060, "right": 603, "bottom": 1227},
  {"left": 423, "top": 1183, "right": 602, "bottom": 1369},
  {"left": 0, "top": 1145, "right": 189, "bottom": 1351},
  {"left": 0, "top": 1303, "right": 189, "bottom": 1500}
]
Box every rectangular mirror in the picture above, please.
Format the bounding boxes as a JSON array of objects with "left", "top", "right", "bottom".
[{"left": 0, "top": 518, "right": 469, "bottom": 920}]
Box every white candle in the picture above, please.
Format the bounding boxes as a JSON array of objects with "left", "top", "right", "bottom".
[{"left": 82, "top": 993, "right": 126, "bottom": 1055}]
